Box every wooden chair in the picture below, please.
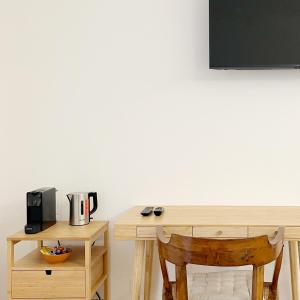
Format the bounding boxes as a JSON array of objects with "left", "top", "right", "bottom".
[{"left": 157, "top": 227, "right": 284, "bottom": 300}]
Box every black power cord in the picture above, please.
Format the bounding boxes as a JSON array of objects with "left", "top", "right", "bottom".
[{"left": 96, "top": 291, "right": 102, "bottom": 299}]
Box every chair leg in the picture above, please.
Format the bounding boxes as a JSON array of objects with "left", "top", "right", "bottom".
[
  {"left": 175, "top": 266, "right": 188, "bottom": 300},
  {"left": 252, "top": 266, "right": 264, "bottom": 300},
  {"left": 268, "top": 290, "right": 278, "bottom": 300},
  {"left": 162, "top": 283, "right": 176, "bottom": 300},
  {"left": 264, "top": 283, "right": 279, "bottom": 300}
]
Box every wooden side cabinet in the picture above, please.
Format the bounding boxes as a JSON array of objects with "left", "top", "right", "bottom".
[{"left": 7, "top": 221, "right": 109, "bottom": 300}]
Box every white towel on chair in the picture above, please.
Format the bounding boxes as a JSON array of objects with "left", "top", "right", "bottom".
[{"left": 188, "top": 270, "right": 253, "bottom": 300}]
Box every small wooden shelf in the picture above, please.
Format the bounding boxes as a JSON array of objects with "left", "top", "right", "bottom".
[
  {"left": 7, "top": 221, "right": 109, "bottom": 300},
  {"left": 13, "top": 246, "right": 107, "bottom": 271}
]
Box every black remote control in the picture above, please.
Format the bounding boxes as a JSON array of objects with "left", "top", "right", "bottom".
[
  {"left": 140, "top": 207, "right": 154, "bottom": 216},
  {"left": 154, "top": 207, "right": 164, "bottom": 216}
]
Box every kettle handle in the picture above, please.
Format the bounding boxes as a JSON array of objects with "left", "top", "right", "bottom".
[
  {"left": 66, "top": 194, "right": 73, "bottom": 202},
  {"left": 88, "top": 192, "right": 98, "bottom": 216}
]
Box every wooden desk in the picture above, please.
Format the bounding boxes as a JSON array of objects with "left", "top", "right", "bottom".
[
  {"left": 7, "top": 221, "right": 110, "bottom": 300},
  {"left": 114, "top": 206, "right": 300, "bottom": 300}
]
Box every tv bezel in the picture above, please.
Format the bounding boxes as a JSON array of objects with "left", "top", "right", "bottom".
[{"left": 209, "top": 0, "right": 300, "bottom": 70}]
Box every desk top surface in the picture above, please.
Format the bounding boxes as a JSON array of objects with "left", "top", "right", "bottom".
[
  {"left": 7, "top": 221, "right": 108, "bottom": 241},
  {"left": 114, "top": 206, "right": 300, "bottom": 227}
]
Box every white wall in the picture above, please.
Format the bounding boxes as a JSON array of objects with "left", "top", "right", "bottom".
[{"left": 1, "top": 0, "right": 300, "bottom": 299}]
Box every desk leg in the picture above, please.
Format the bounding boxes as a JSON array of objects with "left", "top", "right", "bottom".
[
  {"left": 104, "top": 229, "right": 110, "bottom": 300},
  {"left": 289, "top": 241, "right": 300, "bottom": 300},
  {"left": 144, "top": 241, "right": 154, "bottom": 300},
  {"left": 132, "top": 240, "right": 146, "bottom": 300}
]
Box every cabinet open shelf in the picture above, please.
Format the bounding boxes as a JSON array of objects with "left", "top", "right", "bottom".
[{"left": 13, "top": 246, "right": 107, "bottom": 271}]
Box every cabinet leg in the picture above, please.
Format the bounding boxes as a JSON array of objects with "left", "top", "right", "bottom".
[
  {"left": 7, "top": 240, "right": 14, "bottom": 300},
  {"left": 132, "top": 240, "right": 146, "bottom": 300},
  {"left": 144, "top": 241, "right": 154, "bottom": 300},
  {"left": 37, "top": 240, "right": 43, "bottom": 249},
  {"left": 289, "top": 241, "right": 300, "bottom": 300},
  {"left": 85, "top": 240, "right": 92, "bottom": 300}
]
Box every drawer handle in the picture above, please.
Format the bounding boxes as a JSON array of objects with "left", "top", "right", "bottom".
[
  {"left": 216, "top": 230, "right": 223, "bottom": 236},
  {"left": 45, "top": 270, "right": 52, "bottom": 275}
]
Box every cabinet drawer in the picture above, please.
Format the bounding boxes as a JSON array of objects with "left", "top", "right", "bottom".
[
  {"left": 12, "top": 270, "right": 85, "bottom": 298},
  {"left": 193, "top": 226, "right": 247, "bottom": 238},
  {"left": 137, "top": 226, "right": 192, "bottom": 238}
]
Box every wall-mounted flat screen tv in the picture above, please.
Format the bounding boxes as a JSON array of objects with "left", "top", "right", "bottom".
[{"left": 210, "top": 0, "right": 300, "bottom": 69}]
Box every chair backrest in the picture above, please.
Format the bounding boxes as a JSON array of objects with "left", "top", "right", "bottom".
[{"left": 157, "top": 227, "right": 284, "bottom": 300}]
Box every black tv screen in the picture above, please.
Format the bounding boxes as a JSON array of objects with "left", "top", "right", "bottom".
[{"left": 210, "top": 0, "right": 300, "bottom": 69}]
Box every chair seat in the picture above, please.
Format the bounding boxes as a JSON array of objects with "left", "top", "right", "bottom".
[{"left": 187, "top": 270, "right": 254, "bottom": 300}]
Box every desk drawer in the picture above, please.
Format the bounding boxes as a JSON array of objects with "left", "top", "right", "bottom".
[
  {"left": 248, "top": 226, "right": 300, "bottom": 240},
  {"left": 248, "top": 227, "right": 278, "bottom": 238},
  {"left": 12, "top": 270, "right": 85, "bottom": 298},
  {"left": 193, "top": 226, "right": 247, "bottom": 238},
  {"left": 137, "top": 226, "right": 192, "bottom": 238}
]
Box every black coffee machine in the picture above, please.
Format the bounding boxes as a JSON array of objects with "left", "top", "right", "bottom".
[{"left": 25, "top": 187, "right": 56, "bottom": 234}]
